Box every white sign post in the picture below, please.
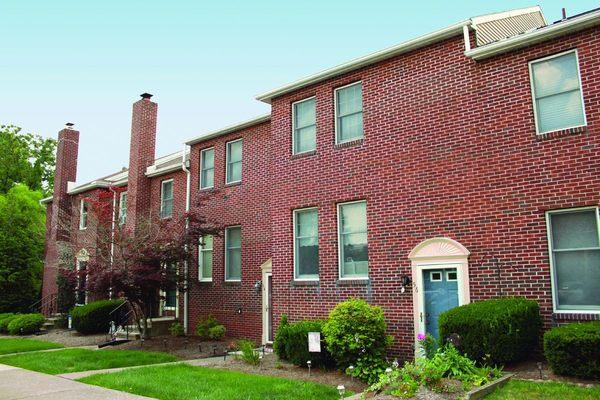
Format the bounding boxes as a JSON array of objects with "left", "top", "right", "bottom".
[{"left": 308, "top": 332, "right": 321, "bottom": 353}]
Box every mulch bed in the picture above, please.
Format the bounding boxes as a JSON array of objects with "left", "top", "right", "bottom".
[
  {"left": 504, "top": 359, "right": 600, "bottom": 387},
  {"left": 17, "top": 329, "right": 106, "bottom": 347},
  {"left": 115, "top": 335, "right": 230, "bottom": 360}
]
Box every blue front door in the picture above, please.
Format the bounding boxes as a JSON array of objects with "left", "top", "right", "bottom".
[{"left": 423, "top": 268, "right": 458, "bottom": 340}]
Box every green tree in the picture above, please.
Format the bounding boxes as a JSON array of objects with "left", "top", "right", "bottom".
[
  {"left": 0, "top": 125, "right": 56, "bottom": 196},
  {"left": 0, "top": 185, "right": 45, "bottom": 312}
]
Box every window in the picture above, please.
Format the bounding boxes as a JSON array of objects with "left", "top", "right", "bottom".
[
  {"left": 547, "top": 208, "right": 600, "bottom": 312},
  {"left": 79, "top": 200, "right": 88, "bottom": 230},
  {"left": 200, "top": 148, "right": 214, "bottom": 189},
  {"left": 76, "top": 260, "right": 87, "bottom": 305},
  {"left": 530, "top": 50, "right": 586, "bottom": 134},
  {"left": 226, "top": 139, "right": 242, "bottom": 184},
  {"left": 225, "top": 226, "right": 241, "bottom": 281},
  {"left": 446, "top": 271, "right": 458, "bottom": 281},
  {"left": 338, "top": 201, "right": 368, "bottom": 279},
  {"left": 160, "top": 179, "right": 174, "bottom": 219},
  {"left": 292, "top": 97, "right": 316, "bottom": 154},
  {"left": 198, "top": 235, "right": 213, "bottom": 281},
  {"left": 118, "top": 192, "right": 127, "bottom": 226},
  {"left": 163, "top": 263, "right": 177, "bottom": 309},
  {"left": 294, "top": 208, "right": 319, "bottom": 280},
  {"left": 430, "top": 271, "right": 442, "bottom": 282},
  {"left": 165, "top": 289, "right": 177, "bottom": 309},
  {"left": 335, "top": 82, "right": 363, "bottom": 143}
]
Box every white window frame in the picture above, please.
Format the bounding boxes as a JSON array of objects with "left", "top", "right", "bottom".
[
  {"left": 293, "top": 207, "right": 319, "bottom": 281},
  {"left": 291, "top": 96, "right": 317, "bottom": 155},
  {"left": 334, "top": 81, "right": 363, "bottom": 144},
  {"left": 200, "top": 147, "right": 215, "bottom": 190},
  {"left": 225, "top": 226, "right": 242, "bottom": 282},
  {"left": 528, "top": 49, "right": 587, "bottom": 135},
  {"left": 225, "top": 139, "right": 243, "bottom": 184},
  {"left": 430, "top": 271, "right": 443, "bottom": 282},
  {"left": 79, "top": 200, "right": 88, "bottom": 230},
  {"left": 118, "top": 191, "right": 127, "bottom": 226},
  {"left": 160, "top": 179, "right": 174, "bottom": 219},
  {"left": 76, "top": 259, "right": 88, "bottom": 305},
  {"left": 160, "top": 262, "right": 178, "bottom": 312},
  {"left": 446, "top": 270, "right": 458, "bottom": 282},
  {"left": 198, "top": 235, "right": 213, "bottom": 282},
  {"left": 337, "top": 200, "right": 369, "bottom": 280},
  {"left": 545, "top": 206, "right": 600, "bottom": 314}
]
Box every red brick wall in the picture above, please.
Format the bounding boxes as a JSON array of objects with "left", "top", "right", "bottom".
[
  {"left": 186, "top": 121, "right": 272, "bottom": 341},
  {"left": 269, "top": 28, "right": 600, "bottom": 359}
]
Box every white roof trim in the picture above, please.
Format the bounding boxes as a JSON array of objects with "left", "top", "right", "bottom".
[
  {"left": 40, "top": 196, "right": 53, "bottom": 205},
  {"left": 67, "top": 180, "right": 110, "bottom": 195},
  {"left": 466, "top": 9, "right": 600, "bottom": 60},
  {"left": 256, "top": 21, "right": 470, "bottom": 103},
  {"left": 185, "top": 114, "right": 271, "bottom": 145},
  {"left": 146, "top": 163, "right": 183, "bottom": 177}
]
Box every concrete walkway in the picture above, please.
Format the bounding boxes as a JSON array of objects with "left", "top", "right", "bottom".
[{"left": 0, "top": 364, "right": 154, "bottom": 400}]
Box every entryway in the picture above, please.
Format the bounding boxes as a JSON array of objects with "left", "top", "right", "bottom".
[
  {"left": 408, "top": 238, "right": 470, "bottom": 354},
  {"left": 261, "top": 259, "right": 273, "bottom": 344}
]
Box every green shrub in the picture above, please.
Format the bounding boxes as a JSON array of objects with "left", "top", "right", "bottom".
[
  {"left": 196, "top": 315, "right": 222, "bottom": 340},
  {"left": 208, "top": 324, "right": 226, "bottom": 340},
  {"left": 544, "top": 322, "right": 600, "bottom": 379},
  {"left": 439, "top": 297, "right": 541, "bottom": 365},
  {"left": 71, "top": 299, "right": 125, "bottom": 334},
  {"left": 322, "top": 298, "right": 393, "bottom": 384},
  {"left": 237, "top": 339, "right": 260, "bottom": 365},
  {"left": 169, "top": 322, "right": 185, "bottom": 337},
  {"left": 7, "top": 313, "right": 45, "bottom": 335},
  {"left": 278, "top": 320, "right": 333, "bottom": 368},
  {"left": 0, "top": 314, "right": 18, "bottom": 333},
  {"left": 273, "top": 314, "right": 289, "bottom": 360}
]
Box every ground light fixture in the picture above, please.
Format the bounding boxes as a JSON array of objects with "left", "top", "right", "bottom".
[
  {"left": 348, "top": 365, "right": 354, "bottom": 381},
  {"left": 337, "top": 385, "right": 345, "bottom": 398},
  {"left": 307, "top": 360, "right": 312, "bottom": 376}
]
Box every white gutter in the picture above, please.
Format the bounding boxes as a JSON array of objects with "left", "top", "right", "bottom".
[
  {"left": 185, "top": 114, "right": 271, "bottom": 146},
  {"left": 181, "top": 144, "right": 191, "bottom": 333},
  {"left": 67, "top": 180, "right": 110, "bottom": 195},
  {"left": 256, "top": 20, "right": 470, "bottom": 103},
  {"left": 40, "top": 196, "right": 53, "bottom": 205},
  {"left": 466, "top": 9, "right": 600, "bottom": 60}
]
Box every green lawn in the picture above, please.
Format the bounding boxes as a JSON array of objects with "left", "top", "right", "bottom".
[
  {"left": 79, "top": 364, "right": 345, "bottom": 400},
  {"left": 0, "top": 348, "right": 177, "bottom": 374},
  {"left": 0, "top": 338, "right": 64, "bottom": 355},
  {"left": 486, "top": 379, "right": 600, "bottom": 400}
]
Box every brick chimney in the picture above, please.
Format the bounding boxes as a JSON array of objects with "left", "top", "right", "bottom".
[
  {"left": 125, "top": 93, "right": 157, "bottom": 231},
  {"left": 41, "top": 123, "right": 80, "bottom": 308}
]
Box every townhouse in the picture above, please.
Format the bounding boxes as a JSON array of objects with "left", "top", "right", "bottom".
[{"left": 41, "top": 6, "right": 600, "bottom": 359}]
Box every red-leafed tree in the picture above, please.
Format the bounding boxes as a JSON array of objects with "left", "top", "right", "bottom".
[{"left": 58, "top": 187, "right": 218, "bottom": 338}]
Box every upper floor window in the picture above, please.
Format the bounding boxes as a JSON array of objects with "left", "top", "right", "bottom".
[
  {"left": 198, "top": 235, "right": 213, "bottom": 282},
  {"left": 292, "top": 97, "right": 316, "bottom": 154},
  {"left": 79, "top": 200, "right": 88, "bottom": 230},
  {"left": 294, "top": 208, "right": 319, "bottom": 280},
  {"left": 160, "top": 179, "right": 174, "bottom": 219},
  {"left": 335, "top": 82, "right": 363, "bottom": 143},
  {"left": 547, "top": 207, "right": 600, "bottom": 312},
  {"left": 200, "top": 148, "right": 214, "bottom": 189},
  {"left": 530, "top": 50, "right": 586, "bottom": 134},
  {"left": 226, "top": 139, "right": 242, "bottom": 184},
  {"left": 338, "top": 200, "right": 368, "bottom": 279},
  {"left": 118, "top": 192, "right": 127, "bottom": 226},
  {"left": 225, "top": 226, "right": 241, "bottom": 281}
]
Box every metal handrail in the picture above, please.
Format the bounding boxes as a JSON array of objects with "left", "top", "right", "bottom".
[
  {"left": 29, "top": 292, "right": 57, "bottom": 312},
  {"left": 109, "top": 299, "right": 129, "bottom": 315}
]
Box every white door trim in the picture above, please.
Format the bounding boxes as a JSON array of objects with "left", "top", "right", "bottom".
[
  {"left": 409, "top": 238, "right": 470, "bottom": 358},
  {"left": 261, "top": 259, "right": 273, "bottom": 345}
]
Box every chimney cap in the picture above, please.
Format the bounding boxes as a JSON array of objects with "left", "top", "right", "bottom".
[
  {"left": 140, "top": 93, "right": 153, "bottom": 99},
  {"left": 65, "top": 122, "right": 75, "bottom": 129}
]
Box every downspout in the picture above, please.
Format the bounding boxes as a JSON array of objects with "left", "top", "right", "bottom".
[
  {"left": 182, "top": 144, "right": 191, "bottom": 332},
  {"left": 108, "top": 186, "right": 117, "bottom": 299}
]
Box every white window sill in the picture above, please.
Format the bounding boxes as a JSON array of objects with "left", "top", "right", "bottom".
[
  {"left": 553, "top": 309, "right": 600, "bottom": 314},
  {"left": 198, "top": 278, "right": 213, "bottom": 283},
  {"left": 536, "top": 123, "right": 587, "bottom": 136}
]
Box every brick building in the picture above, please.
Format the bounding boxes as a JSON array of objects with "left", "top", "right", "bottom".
[{"left": 41, "top": 6, "right": 600, "bottom": 358}]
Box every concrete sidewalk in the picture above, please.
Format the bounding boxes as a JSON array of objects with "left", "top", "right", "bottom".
[{"left": 0, "top": 364, "right": 154, "bottom": 400}]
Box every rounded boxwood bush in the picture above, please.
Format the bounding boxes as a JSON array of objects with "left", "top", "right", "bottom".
[
  {"left": 0, "top": 314, "right": 18, "bottom": 333},
  {"left": 439, "top": 297, "right": 541, "bottom": 365},
  {"left": 275, "top": 319, "right": 333, "bottom": 368},
  {"left": 322, "top": 298, "right": 393, "bottom": 384},
  {"left": 71, "top": 299, "right": 125, "bottom": 334},
  {"left": 208, "top": 324, "right": 226, "bottom": 340},
  {"left": 544, "top": 322, "right": 600, "bottom": 379},
  {"left": 7, "top": 313, "right": 44, "bottom": 335}
]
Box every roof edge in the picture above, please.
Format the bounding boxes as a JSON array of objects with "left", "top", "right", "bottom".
[
  {"left": 256, "top": 20, "right": 470, "bottom": 103},
  {"left": 185, "top": 114, "right": 271, "bottom": 146},
  {"left": 466, "top": 9, "right": 600, "bottom": 60}
]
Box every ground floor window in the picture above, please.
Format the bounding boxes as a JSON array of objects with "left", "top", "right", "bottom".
[
  {"left": 547, "top": 207, "right": 600, "bottom": 312},
  {"left": 165, "top": 289, "right": 177, "bottom": 309},
  {"left": 338, "top": 200, "right": 369, "bottom": 279},
  {"left": 76, "top": 260, "right": 87, "bottom": 305}
]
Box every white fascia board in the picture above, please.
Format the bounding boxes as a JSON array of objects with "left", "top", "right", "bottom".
[
  {"left": 256, "top": 21, "right": 470, "bottom": 103},
  {"left": 67, "top": 180, "right": 110, "bottom": 195},
  {"left": 40, "top": 196, "right": 53, "bottom": 205},
  {"left": 145, "top": 163, "right": 183, "bottom": 178},
  {"left": 466, "top": 10, "right": 600, "bottom": 60},
  {"left": 185, "top": 114, "right": 271, "bottom": 146}
]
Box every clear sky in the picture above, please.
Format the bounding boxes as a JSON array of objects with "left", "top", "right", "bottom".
[{"left": 1, "top": 0, "right": 597, "bottom": 183}]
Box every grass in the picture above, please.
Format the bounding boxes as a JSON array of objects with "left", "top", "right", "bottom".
[
  {"left": 0, "top": 348, "right": 178, "bottom": 374},
  {"left": 486, "top": 379, "right": 600, "bottom": 400},
  {"left": 0, "top": 338, "right": 64, "bottom": 355},
  {"left": 79, "top": 364, "right": 345, "bottom": 400}
]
